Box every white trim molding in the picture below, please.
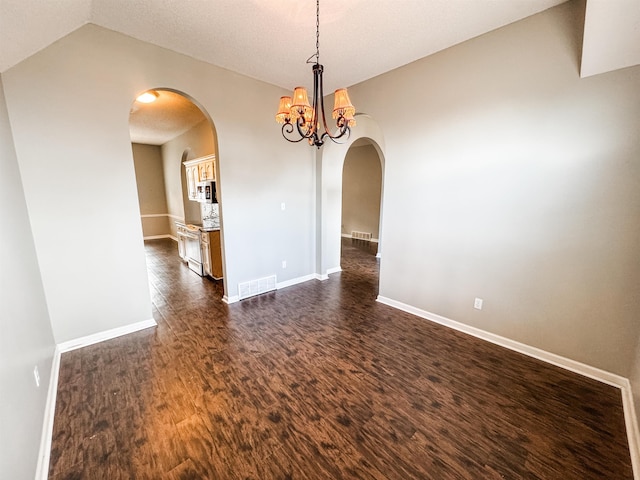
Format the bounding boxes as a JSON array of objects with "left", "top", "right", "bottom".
[
  {"left": 376, "top": 295, "right": 640, "bottom": 479},
  {"left": 277, "top": 274, "right": 316, "bottom": 290},
  {"left": 314, "top": 267, "right": 341, "bottom": 281},
  {"left": 35, "top": 345, "right": 61, "bottom": 480},
  {"left": 143, "top": 234, "right": 173, "bottom": 241},
  {"left": 620, "top": 378, "right": 640, "bottom": 480},
  {"left": 223, "top": 294, "right": 239, "bottom": 304},
  {"left": 225, "top": 272, "right": 324, "bottom": 303},
  {"left": 37, "top": 318, "right": 157, "bottom": 479},
  {"left": 141, "top": 213, "right": 183, "bottom": 222},
  {"left": 57, "top": 318, "right": 157, "bottom": 353}
]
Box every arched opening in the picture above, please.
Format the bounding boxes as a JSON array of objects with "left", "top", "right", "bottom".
[
  {"left": 317, "top": 114, "right": 386, "bottom": 288},
  {"left": 129, "top": 88, "right": 226, "bottom": 297},
  {"left": 340, "top": 137, "right": 383, "bottom": 268}
]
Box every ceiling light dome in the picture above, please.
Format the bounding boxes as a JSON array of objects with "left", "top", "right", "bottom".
[{"left": 136, "top": 90, "right": 159, "bottom": 104}]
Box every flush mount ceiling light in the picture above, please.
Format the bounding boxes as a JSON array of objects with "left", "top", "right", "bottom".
[
  {"left": 275, "top": 0, "right": 355, "bottom": 148},
  {"left": 136, "top": 90, "right": 159, "bottom": 104}
]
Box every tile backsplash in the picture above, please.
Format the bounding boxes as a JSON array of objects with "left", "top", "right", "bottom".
[{"left": 202, "top": 203, "right": 220, "bottom": 229}]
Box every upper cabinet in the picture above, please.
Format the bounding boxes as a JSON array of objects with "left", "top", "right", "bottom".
[
  {"left": 185, "top": 164, "right": 198, "bottom": 201},
  {"left": 183, "top": 154, "right": 216, "bottom": 201},
  {"left": 198, "top": 160, "right": 215, "bottom": 181}
]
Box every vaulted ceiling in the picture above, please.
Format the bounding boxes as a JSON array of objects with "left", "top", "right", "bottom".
[{"left": 1, "top": 0, "right": 638, "bottom": 144}]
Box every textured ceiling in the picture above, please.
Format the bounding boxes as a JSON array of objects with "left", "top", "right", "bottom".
[
  {"left": 2, "top": 0, "right": 639, "bottom": 145},
  {"left": 129, "top": 90, "right": 207, "bottom": 145},
  {"left": 2, "top": 0, "right": 573, "bottom": 90}
]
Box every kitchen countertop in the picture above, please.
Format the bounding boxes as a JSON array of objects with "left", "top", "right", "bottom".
[{"left": 175, "top": 221, "right": 220, "bottom": 232}]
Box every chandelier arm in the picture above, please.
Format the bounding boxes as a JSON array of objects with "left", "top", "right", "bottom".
[
  {"left": 281, "top": 122, "right": 309, "bottom": 143},
  {"left": 320, "top": 124, "right": 350, "bottom": 145},
  {"left": 295, "top": 116, "right": 315, "bottom": 140},
  {"left": 315, "top": 64, "right": 350, "bottom": 143},
  {"left": 326, "top": 125, "right": 351, "bottom": 144},
  {"left": 275, "top": 0, "right": 355, "bottom": 149},
  {"left": 317, "top": 64, "right": 332, "bottom": 139}
]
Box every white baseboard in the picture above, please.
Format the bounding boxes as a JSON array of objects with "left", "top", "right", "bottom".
[
  {"left": 57, "top": 318, "right": 157, "bottom": 353},
  {"left": 620, "top": 378, "right": 640, "bottom": 480},
  {"left": 225, "top": 273, "right": 324, "bottom": 302},
  {"left": 223, "top": 294, "right": 239, "bottom": 304},
  {"left": 277, "top": 274, "right": 316, "bottom": 290},
  {"left": 36, "top": 318, "right": 157, "bottom": 479},
  {"left": 376, "top": 295, "right": 640, "bottom": 479},
  {"left": 35, "top": 345, "right": 61, "bottom": 480},
  {"left": 143, "top": 234, "right": 173, "bottom": 241},
  {"left": 314, "top": 267, "right": 341, "bottom": 281}
]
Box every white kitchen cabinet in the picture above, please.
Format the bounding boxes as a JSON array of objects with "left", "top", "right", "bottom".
[
  {"left": 176, "top": 224, "right": 188, "bottom": 260},
  {"left": 184, "top": 154, "right": 216, "bottom": 200},
  {"left": 185, "top": 165, "right": 198, "bottom": 201},
  {"left": 201, "top": 232, "right": 212, "bottom": 277},
  {"left": 198, "top": 160, "right": 215, "bottom": 181}
]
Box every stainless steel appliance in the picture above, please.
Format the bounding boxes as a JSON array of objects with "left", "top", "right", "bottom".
[{"left": 196, "top": 180, "right": 217, "bottom": 204}]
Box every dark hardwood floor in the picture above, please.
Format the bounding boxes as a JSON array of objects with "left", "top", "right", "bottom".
[{"left": 49, "top": 238, "right": 634, "bottom": 479}]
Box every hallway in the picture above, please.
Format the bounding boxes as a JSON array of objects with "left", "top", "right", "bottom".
[{"left": 48, "top": 238, "right": 633, "bottom": 479}]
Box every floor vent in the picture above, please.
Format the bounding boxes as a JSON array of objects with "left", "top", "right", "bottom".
[
  {"left": 351, "top": 231, "right": 372, "bottom": 241},
  {"left": 238, "top": 275, "right": 277, "bottom": 300}
]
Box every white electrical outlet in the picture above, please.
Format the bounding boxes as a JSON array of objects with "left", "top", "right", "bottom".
[
  {"left": 281, "top": 202, "right": 286, "bottom": 211},
  {"left": 33, "top": 366, "right": 40, "bottom": 387},
  {"left": 474, "top": 298, "right": 483, "bottom": 310},
  {"left": 282, "top": 260, "right": 287, "bottom": 269}
]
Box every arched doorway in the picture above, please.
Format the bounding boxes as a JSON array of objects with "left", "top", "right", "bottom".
[
  {"left": 129, "top": 88, "right": 226, "bottom": 296},
  {"left": 316, "top": 114, "right": 386, "bottom": 284},
  {"left": 339, "top": 137, "right": 384, "bottom": 293},
  {"left": 341, "top": 138, "right": 383, "bottom": 252}
]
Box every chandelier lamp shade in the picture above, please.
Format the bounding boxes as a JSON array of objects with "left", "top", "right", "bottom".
[{"left": 275, "top": 0, "right": 356, "bottom": 148}]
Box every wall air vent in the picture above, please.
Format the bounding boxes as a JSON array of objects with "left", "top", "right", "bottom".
[
  {"left": 238, "top": 275, "right": 277, "bottom": 300},
  {"left": 351, "top": 231, "right": 372, "bottom": 241}
]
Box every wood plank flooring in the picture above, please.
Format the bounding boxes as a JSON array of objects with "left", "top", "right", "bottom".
[{"left": 49, "top": 238, "right": 634, "bottom": 479}]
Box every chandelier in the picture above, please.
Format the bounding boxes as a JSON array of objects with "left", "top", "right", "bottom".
[{"left": 275, "top": 0, "right": 356, "bottom": 148}]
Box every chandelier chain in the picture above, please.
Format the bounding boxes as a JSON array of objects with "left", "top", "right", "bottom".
[
  {"left": 315, "top": 0, "right": 320, "bottom": 64},
  {"left": 307, "top": 0, "right": 321, "bottom": 65}
]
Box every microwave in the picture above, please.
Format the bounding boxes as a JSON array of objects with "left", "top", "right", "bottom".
[{"left": 196, "top": 180, "right": 217, "bottom": 204}]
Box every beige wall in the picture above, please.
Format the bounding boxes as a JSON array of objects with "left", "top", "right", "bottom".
[
  {"left": 3, "top": 5, "right": 639, "bottom": 473},
  {"left": 3, "top": 24, "right": 315, "bottom": 340},
  {"left": 131, "top": 143, "right": 171, "bottom": 237},
  {"left": 140, "top": 215, "right": 171, "bottom": 238},
  {"left": 341, "top": 144, "right": 382, "bottom": 239},
  {"left": 0, "top": 77, "right": 55, "bottom": 479},
  {"left": 348, "top": 1, "right": 640, "bottom": 378}
]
